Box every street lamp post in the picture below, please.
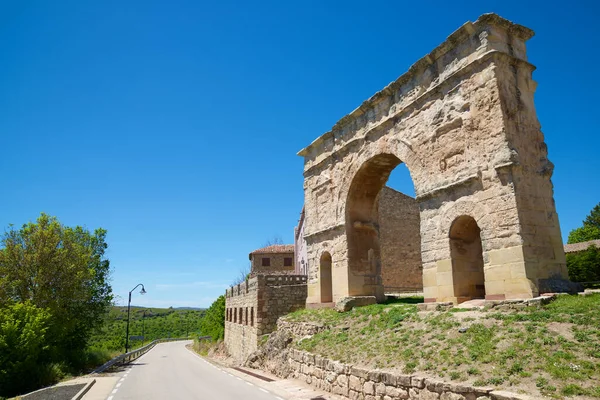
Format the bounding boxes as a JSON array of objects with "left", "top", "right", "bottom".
[{"left": 125, "top": 283, "right": 146, "bottom": 353}]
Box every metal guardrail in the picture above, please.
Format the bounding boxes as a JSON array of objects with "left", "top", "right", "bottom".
[{"left": 92, "top": 338, "right": 190, "bottom": 374}]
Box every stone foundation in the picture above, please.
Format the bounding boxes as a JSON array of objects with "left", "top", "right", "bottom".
[{"left": 287, "top": 349, "right": 538, "bottom": 400}]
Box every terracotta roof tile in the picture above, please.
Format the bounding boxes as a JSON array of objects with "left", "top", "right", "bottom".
[
  {"left": 250, "top": 244, "right": 294, "bottom": 255},
  {"left": 564, "top": 239, "right": 600, "bottom": 253}
]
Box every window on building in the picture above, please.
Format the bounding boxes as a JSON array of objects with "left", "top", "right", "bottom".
[
  {"left": 239, "top": 308, "right": 243, "bottom": 324},
  {"left": 284, "top": 257, "right": 293, "bottom": 267},
  {"left": 250, "top": 307, "right": 254, "bottom": 326},
  {"left": 233, "top": 308, "right": 237, "bottom": 323},
  {"left": 262, "top": 257, "right": 270, "bottom": 267},
  {"left": 245, "top": 307, "right": 248, "bottom": 325}
]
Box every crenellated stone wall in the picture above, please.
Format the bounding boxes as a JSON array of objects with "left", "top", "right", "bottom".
[{"left": 224, "top": 275, "right": 307, "bottom": 363}]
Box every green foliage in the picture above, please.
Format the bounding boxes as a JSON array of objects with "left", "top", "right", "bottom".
[
  {"left": 199, "top": 295, "right": 225, "bottom": 341},
  {"left": 568, "top": 225, "right": 600, "bottom": 244},
  {"left": 88, "top": 306, "right": 205, "bottom": 352},
  {"left": 567, "top": 202, "right": 600, "bottom": 244},
  {"left": 566, "top": 245, "right": 600, "bottom": 283},
  {"left": 0, "top": 302, "right": 52, "bottom": 397},
  {"left": 566, "top": 203, "right": 600, "bottom": 282},
  {"left": 0, "top": 214, "right": 113, "bottom": 396},
  {"left": 585, "top": 203, "right": 600, "bottom": 228}
]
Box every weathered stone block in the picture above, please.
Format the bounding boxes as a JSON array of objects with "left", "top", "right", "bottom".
[
  {"left": 335, "top": 296, "right": 377, "bottom": 312},
  {"left": 440, "top": 393, "right": 465, "bottom": 400},
  {"left": 489, "top": 390, "right": 537, "bottom": 400},
  {"left": 368, "top": 371, "right": 382, "bottom": 383},
  {"left": 325, "top": 372, "right": 338, "bottom": 383},
  {"left": 336, "top": 374, "right": 349, "bottom": 387},
  {"left": 352, "top": 366, "right": 370, "bottom": 379},
  {"left": 411, "top": 377, "right": 426, "bottom": 389},
  {"left": 364, "top": 381, "right": 376, "bottom": 395},
  {"left": 350, "top": 375, "right": 363, "bottom": 391},
  {"left": 419, "top": 389, "right": 441, "bottom": 400},
  {"left": 381, "top": 372, "right": 397, "bottom": 386}
]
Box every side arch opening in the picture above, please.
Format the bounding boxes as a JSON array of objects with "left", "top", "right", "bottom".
[
  {"left": 449, "top": 215, "right": 486, "bottom": 303},
  {"left": 320, "top": 252, "right": 333, "bottom": 303}
]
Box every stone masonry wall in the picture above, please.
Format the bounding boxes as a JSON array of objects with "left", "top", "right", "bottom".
[
  {"left": 225, "top": 278, "right": 259, "bottom": 363},
  {"left": 224, "top": 274, "right": 307, "bottom": 363},
  {"left": 251, "top": 252, "right": 295, "bottom": 274},
  {"left": 378, "top": 187, "right": 423, "bottom": 292},
  {"left": 260, "top": 275, "right": 308, "bottom": 334},
  {"left": 287, "top": 348, "right": 534, "bottom": 400}
]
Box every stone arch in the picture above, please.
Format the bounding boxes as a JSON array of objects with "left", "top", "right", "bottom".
[
  {"left": 299, "top": 14, "right": 569, "bottom": 306},
  {"left": 319, "top": 252, "right": 333, "bottom": 303},
  {"left": 449, "top": 215, "right": 486, "bottom": 303},
  {"left": 345, "top": 152, "right": 420, "bottom": 300}
]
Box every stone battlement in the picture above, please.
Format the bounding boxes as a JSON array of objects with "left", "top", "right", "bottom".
[
  {"left": 224, "top": 274, "right": 307, "bottom": 363},
  {"left": 226, "top": 275, "right": 307, "bottom": 298}
]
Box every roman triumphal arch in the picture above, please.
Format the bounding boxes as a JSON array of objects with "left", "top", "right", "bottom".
[{"left": 298, "top": 14, "right": 570, "bottom": 306}]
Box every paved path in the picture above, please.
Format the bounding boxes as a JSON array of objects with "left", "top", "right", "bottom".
[{"left": 107, "top": 341, "right": 282, "bottom": 400}]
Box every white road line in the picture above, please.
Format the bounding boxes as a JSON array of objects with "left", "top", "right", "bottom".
[
  {"left": 107, "top": 396, "right": 113, "bottom": 400},
  {"left": 246, "top": 382, "right": 254, "bottom": 386},
  {"left": 116, "top": 383, "right": 122, "bottom": 388},
  {"left": 259, "top": 388, "right": 269, "bottom": 393},
  {"left": 221, "top": 370, "right": 227, "bottom": 374},
  {"left": 228, "top": 373, "right": 233, "bottom": 377},
  {"left": 275, "top": 397, "right": 284, "bottom": 400},
  {"left": 119, "top": 378, "right": 125, "bottom": 382},
  {"left": 236, "top": 377, "right": 242, "bottom": 381},
  {"left": 111, "top": 389, "right": 118, "bottom": 394}
]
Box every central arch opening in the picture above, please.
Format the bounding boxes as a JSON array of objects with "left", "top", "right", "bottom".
[
  {"left": 345, "top": 153, "right": 422, "bottom": 300},
  {"left": 449, "top": 215, "right": 486, "bottom": 303}
]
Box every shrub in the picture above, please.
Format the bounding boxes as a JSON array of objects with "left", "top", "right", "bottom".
[
  {"left": 567, "top": 245, "right": 600, "bottom": 283},
  {"left": 0, "top": 302, "right": 52, "bottom": 397}
]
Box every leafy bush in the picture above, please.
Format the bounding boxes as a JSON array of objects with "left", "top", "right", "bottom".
[
  {"left": 199, "top": 295, "right": 225, "bottom": 341},
  {"left": 0, "top": 302, "right": 52, "bottom": 397},
  {"left": 567, "top": 245, "right": 600, "bottom": 283}
]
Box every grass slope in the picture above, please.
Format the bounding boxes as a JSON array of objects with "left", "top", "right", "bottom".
[{"left": 285, "top": 294, "right": 600, "bottom": 398}]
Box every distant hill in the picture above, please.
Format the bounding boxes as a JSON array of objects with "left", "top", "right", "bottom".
[{"left": 88, "top": 305, "right": 206, "bottom": 352}]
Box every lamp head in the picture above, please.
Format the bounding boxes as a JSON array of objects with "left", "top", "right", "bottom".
[{"left": 140, "top": 287, "right": 147, "bottom": 295}]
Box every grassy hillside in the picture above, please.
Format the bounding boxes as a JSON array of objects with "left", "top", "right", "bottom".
[
  {"left": 285, "top": 294, "right": 600, "bottom": 399},
  {"left": 88, "top": 306, "right": 206, "bottom": 353}
]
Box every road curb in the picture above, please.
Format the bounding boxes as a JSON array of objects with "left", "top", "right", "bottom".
[{"left": 70, "top": 379, "right": 96, "bottom": 400}]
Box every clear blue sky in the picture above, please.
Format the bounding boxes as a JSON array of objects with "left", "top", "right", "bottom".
[{"left": 1, "top": 1, "right": 598, "bottom": 308}]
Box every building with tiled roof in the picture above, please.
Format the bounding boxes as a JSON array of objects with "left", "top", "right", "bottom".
[
  {"left": 248, "top": 244, "right": 295, "bottom": 275},
  {"left": 564, "top": 239, "right": 600, "bottom": 254},
  {"left": 249, "top": 244, "right": 294, "bottom": 255}
]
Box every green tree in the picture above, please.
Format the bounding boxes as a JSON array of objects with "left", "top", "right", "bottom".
[
  {"left": 566, "top": 246, "right": 600, "bottom": 283},
  {"left": 199, "top": 295, "right": 225, "bottom": 341},
  {"left": 568, "top": 202, "right": 600, "bottom": 244},
  {"left": 0, "top": 302, "right": 52, "bottom": 397},
  {"left": 566, "top": 203, "right": 600, "bottom": 283},
  {"left": 0, "top": 213, "right": 113, "bottom": 366}
]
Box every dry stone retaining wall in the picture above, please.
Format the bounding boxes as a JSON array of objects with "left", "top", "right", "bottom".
[{"left": 287, "top": 349, "right": 537, "bottom": 400}]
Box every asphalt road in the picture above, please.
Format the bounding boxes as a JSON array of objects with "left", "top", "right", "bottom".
[{"left": 109, "top": 341, "right": 281, "bottom": 400}]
